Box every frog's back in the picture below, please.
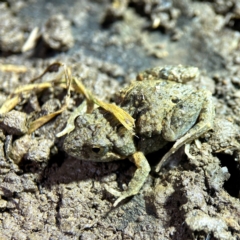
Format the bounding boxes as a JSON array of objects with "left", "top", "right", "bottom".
[
  {"left": 119, "top": 79, "right": 196, "bottom": 138},
  {"left": 120, "top": 79, "right": 195, "bottom": 103}
]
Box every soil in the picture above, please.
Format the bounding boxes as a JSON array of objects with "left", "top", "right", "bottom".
[{"left": 0, "top": 0, "right": 240, "bottom": 239}]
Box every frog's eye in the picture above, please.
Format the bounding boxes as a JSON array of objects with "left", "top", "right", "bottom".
[
  {"left": 92, "top": 147, "right": 101, "bottom": 153},
  {"left": 91, "top": 146, "right": 108, "bottom": 155}
]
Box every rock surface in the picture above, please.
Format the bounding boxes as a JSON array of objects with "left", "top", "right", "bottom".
[{"left": 0, "top": 0, "right": 240, "bottom": 239}]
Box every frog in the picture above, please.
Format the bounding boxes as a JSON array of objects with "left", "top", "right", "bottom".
[{"left": 63, "top": 65, "right": 215, "bottom": 207}]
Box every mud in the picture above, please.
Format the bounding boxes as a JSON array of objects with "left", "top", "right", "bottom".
[{"left": 0, "top": 0, "right": 240, "bottom": 239}]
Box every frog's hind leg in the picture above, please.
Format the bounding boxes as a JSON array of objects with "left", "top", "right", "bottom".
[
  {"left": 155, "top": 90, "right": 214, "bottom": 172},
  {"left": 105, "top": 152, "right": 150, "bottom": 207}
]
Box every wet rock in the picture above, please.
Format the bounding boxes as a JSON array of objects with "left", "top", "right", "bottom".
[
  {"left": 6, "top": 198, "right": 19, "bottom": 209},
  {"left": 0, "top": 164, "right": 10, "bottom": 175},
  {"left": 80, "top": 232, "right": 97, "bottom": 240},
  {"left": 0, "top": 110, "right": 28, "bottom": 136},
  {"left": 26, "top": 139, "right": 54, "bottom": 162},
  {"left": 0, "top": 233, "right": 9, "bottom": 240},
  {"left": 2, "top": 212, "right": 19, "bottom": 231},
  {"left": 9, "top": 134, "right": 53, "bottom": 163},
  {"left": 0, "top": 141, "right": 10, "bottom": 174},
  {"left": 133, "top": 0, "right": 180, "bottom": 30},
  {"left": 204, "top": 163, "right": 230, "bottom": 191},
  {"left": 21, "top": 173, "right": 38, "bottom": 192},
  {"left": 180, "top": 171, "right": 209, "bottom": 213},
  {"left": 102, "top": 0, "right": 127, "bottom": 25},
  {"left": 0, "top": 199, "right": 7, "bottom": 209},
  {"left": 0, "top": 172, "right": 23, "bottom": 197},
  {"left": 39, "top": 98, "right": 61, "bottom": 115},
  {"left": 11, "top": 231, "right": 27, "bottom": 240},
  {"left": 209, "top": 117, "right": 240, "bottom": 154},
  {"left": 26, "top": 232, "right": 50, "bottom": 240},
  {"left": 0, "top": 72, "right": 20, "bottom": 95},
  {"left": 30, "top": 98, "right": 61, "bottom": 140},
  {"left": 0, "top": 129, "right": 6, "bottom": 141},
  {"left": 71, "top": 63, "right": 120, "bottom": 101},
  {"left": 0, "top": 3, "right": 25, "bottom": 52},
  {"left": 0, "top": 0, "right": 240, "bottom": 239},
  {"left": 9, "top": 135, "right": 32, "bottom": 164},
  {"left": 43, "top": 14, "right": 74, "bottom": 51},
  {"left": 19, "top": 192, "right": 44, "bottom": 231},
  {"left": 185, "top": 209, "right": 234, "bottom": 240}
]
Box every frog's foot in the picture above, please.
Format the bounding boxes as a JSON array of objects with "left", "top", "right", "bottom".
[
  {"left": 155, "top": 90, "right": 214, "bottom": 172},
  {"left": 104, "top": 185, "right": 137, "bottom": 207},
  {"left": 184, "top": 143, "right": 195, "bottom": 160},
  {"left": 184, "top": 140, "right": 202, "bottom": 159},
  {"left": 105, "top": 152, "right": 150, "bottom": 207}
]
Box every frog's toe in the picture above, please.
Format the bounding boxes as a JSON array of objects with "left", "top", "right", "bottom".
[
  {"left": 104, "top": 184, "right": 122, "bottom": 197},
  {"left": 104, "top": 184, "right": 133, "bottom": 207},
  {"left": 104, "top": 152, "right": 150, "bottom": 207},
  {"left": 184, "top": 143, "right": 195, "bottom": 159},
  {"left": 113, "top": 195, "right": 128, "bottom": 207}
]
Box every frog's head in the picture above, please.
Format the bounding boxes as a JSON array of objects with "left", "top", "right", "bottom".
[{"left": 63, "top": 109, "right": 136, "bottom": 162}]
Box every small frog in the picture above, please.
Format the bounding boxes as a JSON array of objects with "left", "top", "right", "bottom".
[{"left": 63, "top": 65, "right": 215, "bottom": 206}]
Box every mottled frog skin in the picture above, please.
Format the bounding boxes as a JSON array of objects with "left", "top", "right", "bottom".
[{"left": 63, "top": 65, "right": 215, "bottom": 206}]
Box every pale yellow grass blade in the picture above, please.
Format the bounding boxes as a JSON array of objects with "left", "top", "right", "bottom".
[
  {"left": 28, "top": 105, "right": 68, "bottom": 134},
  {"left": 93, "top": 98, "right": 135, "bottom": 131},
  {"left": 0, "top": 64, "right": 28, "bottom": 73},
  {"left": 0, "top": 96, "right": 21, "bottom": 114},
  {"left": 72, "top": 77, "right": 135, "bottom": 131}
]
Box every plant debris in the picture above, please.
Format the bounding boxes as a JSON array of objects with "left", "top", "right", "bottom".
[{"left": 0, "top": 1, "right": 240, "bottom": 239}]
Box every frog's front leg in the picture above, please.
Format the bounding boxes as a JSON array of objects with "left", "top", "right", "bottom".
[
  {"left": 155, "top": 90, "right": 214, "bottom": 172},
  {"left": 105, "top": 151, "right": 150, "bottom": 207}
]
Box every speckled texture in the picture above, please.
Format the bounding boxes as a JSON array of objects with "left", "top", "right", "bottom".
[
  {"left": 43, "top": 14, "right": 74, "bottom": 51},
  {"left": 63, "top": 108, "right": 136, "bottom": 162},
  {"left": 0, "top": 3, "right": 25, "bottom": 53},
  {"left": 63, "top": 66, "right": 215, "bottom": 206},
  {"left": 0, "top": 110, "right": 28, "bottom": 135},
  {"left": 0, "top": 0, "right": 240, "bottom": 239}
]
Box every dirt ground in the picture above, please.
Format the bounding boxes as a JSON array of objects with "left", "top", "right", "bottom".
[{"left": 0, "top": 0, "right": 240, "bottom": 239}]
